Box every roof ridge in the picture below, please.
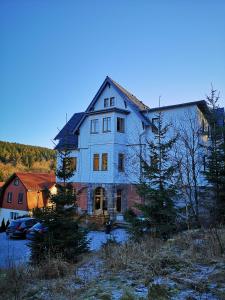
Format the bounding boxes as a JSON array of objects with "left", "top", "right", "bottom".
[{"left": 108, "top": 77, "right": 150, "bottom": 110}]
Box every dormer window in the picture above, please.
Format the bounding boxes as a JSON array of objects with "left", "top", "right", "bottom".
[
  {"left": 104, "top": 98, "right": 109, "bottom": 108},
  {"left": 110, "top": 97, "right": 115, "bottom": 106}
]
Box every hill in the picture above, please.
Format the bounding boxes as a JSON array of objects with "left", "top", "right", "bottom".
[{"left": 0, "top": 141, "right": 56, "bottom": 181}]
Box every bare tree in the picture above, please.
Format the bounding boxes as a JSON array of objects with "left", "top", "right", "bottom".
[{"left": 174, "top": 111, "right": 206, "bottom": 226}]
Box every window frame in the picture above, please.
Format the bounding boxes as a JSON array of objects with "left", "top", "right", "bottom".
[
  {"left": 117, "top": 117, "right": 125, "bottom": 133},
  {"left": 118, "top": 153, "right": 125, "bottom": 172},
  {"left": 14, "top": 179, "right": 19, "bottom": 186},
  {"left": 90, "top": 119, "right": 99, "bottom": 134},
  {"left": 152, "top": 117, "right": 159, "bottom": 133},
  {"left": 70, "top": 157, "right": 77, "bottom": 172},
  {"left": 104, "top": 98, "right": 109, "bottom": 108},
  {"left": 103, "top": 117, "right": 111, "bottom": 132},
  {"left": 110, "top": 97, "right": 115, "bottom": 106},
  {"left": 93, "top": 154, "right": 100, "bottom": 171},
  {"left": 7, "top": 192, "right": 13, "bottom": 203},
  {"left": 18, "top": 193, "right": 24, "bottom": 204},
  {"left": 101, "top": 153, "right": 108, "bottom": 171}
]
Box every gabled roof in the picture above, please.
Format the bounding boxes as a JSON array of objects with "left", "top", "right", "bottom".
[
  {"left": 1, "top": 172, "right": 56, "bottom": 192},
  {"left": 54, "top": 77, "right": 152, "bottom": 145},
  {"left": 109, "top": 77, "right": 149, "bottom": 110},
  {"left": 72, "top": 76, "right": 151, "bottom": 134}
]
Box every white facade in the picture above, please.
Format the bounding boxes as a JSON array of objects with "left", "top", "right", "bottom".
[
  {"left": 64, "top": 87, "right": 209, "bottom": 186},
  {"left": 55, "top": 77, "right": 212, "bottom": 216}
]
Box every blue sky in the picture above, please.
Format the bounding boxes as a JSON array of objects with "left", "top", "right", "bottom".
[{"left": 0, "top": 0, "right": 225, "bottom": 148}]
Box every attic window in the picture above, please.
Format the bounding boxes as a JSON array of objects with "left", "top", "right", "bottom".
[
  {"left": 14, "top": 179, "right": 19, "bottom": 186},
  {"left": 110, "top": 97, "right": 115, "bottom": 106},
  {"left": 124, "top": 101, "right": 127, "bottom": 108},
  {"left": 104, "top": 98, "right": 109, "bottom": 108}
]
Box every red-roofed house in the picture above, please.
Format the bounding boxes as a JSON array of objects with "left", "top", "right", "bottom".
[{"left": 0, "top": 172, "right": 56, "bottom": 222}]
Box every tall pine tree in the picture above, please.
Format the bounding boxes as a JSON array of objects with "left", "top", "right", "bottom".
[
  {"left": 204, "top": 86, "right": 225, "bottom": 224},
  {"left": 135, "top": 111, "right": 178, "bottom": 238},
  {"left": 30, "top": 149, "right": 88, "bottom": 264}
]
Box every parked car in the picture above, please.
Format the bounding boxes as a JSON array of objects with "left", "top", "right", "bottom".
[
  {"left": 26, "top": 222, "right": 48, "bottom": 240},
  {"left": 6, "top": 217, "right": 38, "bottom": 239}
]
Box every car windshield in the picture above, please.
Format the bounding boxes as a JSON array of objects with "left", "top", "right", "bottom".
[{"left": 31, "top": 223, "right": 43, "bottom": 230}]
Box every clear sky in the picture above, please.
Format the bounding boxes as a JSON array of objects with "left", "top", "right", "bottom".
[{"left": 1, "top": 0, "right": 225, "bottom": 148}]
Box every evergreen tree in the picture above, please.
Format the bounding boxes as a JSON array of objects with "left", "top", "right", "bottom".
[
  {"left": 204, "top": 86, "right": 225, "bottom": 223},
  {"left": 135, "top": 111, "right": 178, "bottom": 238},
  {"left": 0, "top": 218, "right": 6, "bottom": 232},
  {"left": 30, "top": 149, "right": 88, "bottom": 264}
]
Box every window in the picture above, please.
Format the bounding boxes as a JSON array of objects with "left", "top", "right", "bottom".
[
  {"left": 110, "top": 97, "right": 115, "bottom": 106},
  {"left": 116, "top": 189, "right": 122, "bottom": 212},
  {"left": 118, "top": 153, "right": 125, "bottom": 172},
  {"left": 90, "top": 119, "right": 99, "bottom": 133},
  {"left": 101, "top": 153, "right": 108, "bottom": 171},
  {"left": 152, "top": 117, "right": 159, "bottom": 133},
  {"left": 7, "top": 192, "right": 13, "bottom": 203},
  {"left": 93, "top": 154, "right": 99, "bottom": 171},
  {"left": 117, "top": 117, "right": 125, "bottom": 133},
  {"left": 63, "top": 157, "right": 77, "bottom": 172},
  {"left": 124, "top": 100, "right": 127, "bottom": 108},
  {"left": 70, "top": 157, "right": 77, "bottom": 171},
  {"left": 14, "top": 179, "right": 19, "bottom": 186},
  {"left": 104, "top": 98, "right": 109, "bottom": 107},
  {"left": 103, "top": 117, "right": 111, "bottom": 132},
  {"left": 18, "top": 193, "right": 23, "bottom": 204}
]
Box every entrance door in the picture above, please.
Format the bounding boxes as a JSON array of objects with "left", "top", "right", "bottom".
[{"left": 94, "top": 187, "right": 107, "bottom": 214}]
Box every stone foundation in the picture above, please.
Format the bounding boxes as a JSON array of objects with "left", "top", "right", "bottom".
[{"left": 71, "top": 182, "right": 142, "bottom": 219}]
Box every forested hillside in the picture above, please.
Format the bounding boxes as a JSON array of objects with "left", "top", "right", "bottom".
[{"left": 0, "top": 141, "right": 56, "bottom": 181}]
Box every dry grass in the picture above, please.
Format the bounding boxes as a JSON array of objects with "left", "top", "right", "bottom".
[
  {"left": 0, "top": 257, "right": 74, "bottom": 300},
  {"left": 100, "top": 227, "right": 225, "bottom": 281},
  {"left": 0, "top": 228, "right": 224, "bottom": 300}
]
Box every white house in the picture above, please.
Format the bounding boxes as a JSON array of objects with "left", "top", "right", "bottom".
[{"left": 54, "top": 77, "right": 223, "bottom": 220}]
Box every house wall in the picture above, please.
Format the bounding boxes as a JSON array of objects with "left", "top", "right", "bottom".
[
  {"left": 56, "top": 82, "right": 212, "bottom": 218},
  {"left": 1, "top": 178, "right": 28, "bottom": 211},
  {"left": 66, "top": 84, "right": 145, "bottom": 186}
]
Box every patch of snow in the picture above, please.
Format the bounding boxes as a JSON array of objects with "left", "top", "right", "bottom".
[{"left": 87, "top": 228, "right": 129, "bottom": 251}]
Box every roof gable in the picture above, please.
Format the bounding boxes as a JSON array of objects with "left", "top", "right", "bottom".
[
  {"left": 0, "top": 172, "right": 56, "bottom": 192},
  {"left": 72, "top": 77, "right": 151, "bottom": 133},
  {"left": 86, "top": 76, "right": 149, "bottom": 112}
]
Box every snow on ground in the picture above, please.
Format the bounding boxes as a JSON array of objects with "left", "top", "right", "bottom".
[
  {"left": 0, "top": 229, "right": 129, "bottom": 268},
  {"left": 0, "top": 233, "right": 30, "bottom": 268},
  {"left": 88, "top": 228, "right": 129, "bottom": 251}
]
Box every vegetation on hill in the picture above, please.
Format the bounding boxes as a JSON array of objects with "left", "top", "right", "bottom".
[{"left": 0, "top": 140, "right": 56, "bottom": 181}]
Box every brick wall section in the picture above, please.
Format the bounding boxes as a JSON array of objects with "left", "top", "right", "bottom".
[
  {"left": 71, "top": 182, "right": 88, "bottom": 211},
  {"left": 70, "top": 182, "right": 143, "bottom": 214},
  {"left": 126, "top": 184, "right": 143, "bottom": 214}
]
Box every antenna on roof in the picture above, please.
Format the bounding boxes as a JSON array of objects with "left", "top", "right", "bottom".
[{"left": 158, "top": 96, "right": 161, "bottom": 108}]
